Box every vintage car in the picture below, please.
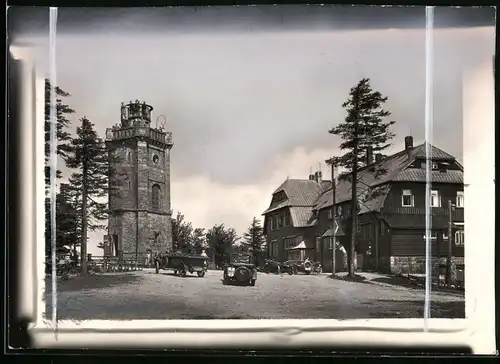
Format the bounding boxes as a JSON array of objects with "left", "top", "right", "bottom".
[
  {"left": 154, "top": 252, "right": 207, "bottom": 277},
  {"left": 262, "top": 259, "right": 281, "bottom": 274},
  {"left": 223, "top": 255, "right": 257, "bottom": 286},
  {"left": 285, "top": 259, "right": 319, "bottom": 275},
  {"left": 263, "top": 259, "right": 297, "bottom": 275}
]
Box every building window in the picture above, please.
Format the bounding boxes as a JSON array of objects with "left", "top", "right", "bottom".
[
  {"left": 271, "top": 216, "right": 277, "bottom": 230},
  {"left": 328, "top": 237, "right": 334, "bottom": 250},
  {"left": 327, "top": 209, "right": 333, "bottom": 219},
  {"left": 423, "top": 231, "right": 438, "bottom": 240},
  {"left": 430, "top": 190, "right": 441, "bottom": 207},
  {"left": 284, "top": 212, "right": 290, "bottom": 226},
  {"left": 151, "top": 184, "right": 161, "bottom": 210},
  {"left": 456, "top": 191, "right": 464, "bottom": 208},
  {"left": 123, "top": 180, "right": 131, "bottom": 190},
  {"left": 126, "top": 150, "right": 132, "bottom": 163},
  {"left": 274, "top": 240, "right": 279, "bottom": 257},
  {"left": 432, "top": 163, "right": 438, "bottom": 170},
  {"left": 442, "top": 232, "right": 448, "bottom": 240},
  {"left": 337, "top": 205, "right": 343, "bottom": 217},
  {"left": 402, "top": 189, "right": 414, "bottom": 207},
  {"left": 455, "top": 230, "right": 465, "bottom": 246}
]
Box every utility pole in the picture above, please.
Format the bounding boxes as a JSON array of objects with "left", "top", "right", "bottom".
[
  {"left": 446, "top": 200, "right": 455, "bottom": 285},
  {"left": 326, "top": 158, "right": 337, "bottom": 277}
]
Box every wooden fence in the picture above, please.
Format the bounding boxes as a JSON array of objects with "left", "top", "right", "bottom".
[{"left": 87, "top": 253, "right": 150, "bottom": 273}]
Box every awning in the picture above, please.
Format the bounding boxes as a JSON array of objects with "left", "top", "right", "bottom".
[{"left": 289, "top": 241, "right": 308, "bottom": 250}]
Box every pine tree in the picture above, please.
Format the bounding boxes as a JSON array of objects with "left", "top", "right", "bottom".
[
  {"left": 328, "top": 78, "right": 395, "bottom": 276},
  {"left": 242, "top": 217, "right": 266, "bottom": 266},
  {"left": 44, "top": 80, "right": 75, "bottom": 269},
  {"left": 45, "top": 184, "right": 80, "bottom": 269},
  {"left": 65, "top": 117, "right": 109, "bottom": 274},
  {"left": 44, "top": 79, "right": 75, "bottom": 192}
]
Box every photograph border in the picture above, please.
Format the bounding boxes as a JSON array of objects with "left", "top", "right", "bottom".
[{"left": 6, "top": 5, "right": 497, "bottom": 355}]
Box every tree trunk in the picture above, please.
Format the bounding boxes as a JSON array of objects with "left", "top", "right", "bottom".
[
  {"left": 349, "top": 167, "right": 357, "bottom": 276},
  {"left": 80, "top": 167, "right": 88, "bottom": 275}
]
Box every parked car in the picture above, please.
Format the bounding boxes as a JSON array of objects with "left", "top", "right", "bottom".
[
  {"left": 285, "top": 259, "right": 316, "bottom": 275},
  {"left": 262, "top": 259, "right": 296, "bottom": 275},
  {"left": 154, "top": 252, "right": 207, "bottom": 277},
  {"left": 280, "top": 261, "right": 298, "bottom": 275},
  {"left": 312, "top": 261, "right": 323, "bottom": 274},
  {"left": 262, "top": 259, "right": 281, "bottom": 274},
  {"left": 223, "top": 260, "right": 258, "bottom": 286}
]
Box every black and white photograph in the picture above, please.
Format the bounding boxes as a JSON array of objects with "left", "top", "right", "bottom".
[{"left": 7, "top": 4, "right": 496, "bottom": 353}]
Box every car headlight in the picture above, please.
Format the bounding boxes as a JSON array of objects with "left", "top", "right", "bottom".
[{"left": 227, "top": 267, "right": 235, "bottom": 277}]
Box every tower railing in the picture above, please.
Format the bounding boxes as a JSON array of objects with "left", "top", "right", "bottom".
[{"left": 105, "top": 127, "right": 173, "bottom": 145}]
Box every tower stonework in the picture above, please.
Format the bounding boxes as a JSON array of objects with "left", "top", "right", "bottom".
[{"left": 105, "top": 100, "right": 173, "bottom": 258}]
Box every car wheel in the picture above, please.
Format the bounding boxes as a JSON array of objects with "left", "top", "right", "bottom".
[
  {"left": 305, "top": 271, "right": 311, "bottom": 275},
  {"left": 197, "top": 270, "right": 205, "bottom": 278},
  {"left": 249, "top": 279, "right": 256, "bottom": 286},
  {"left": 179, "top": 269, "right": 187, "bottom": 278},
  {"left": 287, "top": 269, "right": 293, "bottom": 275},
  {"left": 155, "top": 261, "right": 160, "bottom": 274}
]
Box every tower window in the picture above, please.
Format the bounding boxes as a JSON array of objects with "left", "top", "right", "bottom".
[{"left": 152, "top": 184, "right": 161, "bottom": 210}]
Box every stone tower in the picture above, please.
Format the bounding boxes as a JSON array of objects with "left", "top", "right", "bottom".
[{"left": 105, "top": 100, "right": 173, "bottom": 258}]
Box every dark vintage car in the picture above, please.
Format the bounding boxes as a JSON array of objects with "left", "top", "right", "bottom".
[
  {"left": 154, "top": 252, "right": 207, "bottom": 277},
  {"left": 285, "top": 259, "right": 321, "bottom": 275},
  {"left": 262, "top": 259, "right": 297, "bottom": 275},
  {"left": 223, "top": 255, "right": 257, "bottom": 286}
]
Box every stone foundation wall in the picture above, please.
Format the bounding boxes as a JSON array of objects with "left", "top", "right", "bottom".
[{"left": 390, "top": 256, "right": 464, "bottom": 284}]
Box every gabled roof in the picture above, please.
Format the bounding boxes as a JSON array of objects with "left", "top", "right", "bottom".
[
  {"left": 263, "top": 179, "right": 324, "bottom": 215},
  {"left": 392, "top": 169, "right": 463, "bottom": 184},
  {"left": 313, "top": 142, "right": 463, "bottom": 212},
  {"left": 290, "top": 206, "right": 318, "bottom": 227},
  {"left": 410, "top": 143, "right": 456, "bottom": 160}
]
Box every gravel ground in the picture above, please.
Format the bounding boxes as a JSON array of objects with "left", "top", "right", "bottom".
[{"left": 45, "top": 270, "right": 465, "bottom": 320}]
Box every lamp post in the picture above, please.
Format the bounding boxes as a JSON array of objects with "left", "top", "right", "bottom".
[
  {"left": 326, "top": 158, "right": 337, "bottom": 277},
  {"left": 446, "top": 200, "right": 455, "bottom": 285}
]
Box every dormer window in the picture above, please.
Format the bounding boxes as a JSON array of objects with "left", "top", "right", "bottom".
[{"left": 421, "top": 161, "right": 439, "bottom": 170}]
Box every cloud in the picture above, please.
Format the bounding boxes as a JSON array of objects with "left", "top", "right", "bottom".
[{"left": 17, "top": 10, "right": 494, "bottom": 255}]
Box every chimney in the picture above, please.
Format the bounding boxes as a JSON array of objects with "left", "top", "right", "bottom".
[
  {"left": 366, "top": 146, "right": 374, "bottom": 165},
  {"left": 404, "top": 136, "right": 414, "bottom": 151},
  {"left": 314, "top": 171, "right": 322, "bottom": 183},
  {"left": 375, "top": 153, "right": 383, "bottom": 164}
]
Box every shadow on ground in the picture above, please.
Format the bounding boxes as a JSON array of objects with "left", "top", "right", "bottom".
[
  {"left": 328, "top": 274, "right": 374, "bottom": 284},
  {"left": 370, "top": 276, "right": 465, "bottom": 295},
  {"left": 45, "top": 273, "right": 142, "bottom": 294},
  {"left": 368, "top": 299, "right": 465, "bottom": 319}
]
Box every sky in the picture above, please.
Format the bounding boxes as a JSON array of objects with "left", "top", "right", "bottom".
[{"left": 9, "top": 6, "right": 496, "bottom": 255}]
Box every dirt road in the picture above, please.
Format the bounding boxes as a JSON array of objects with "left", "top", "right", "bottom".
[{"left": 45, "top": 270, "right": 465, "bottom": 320}]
